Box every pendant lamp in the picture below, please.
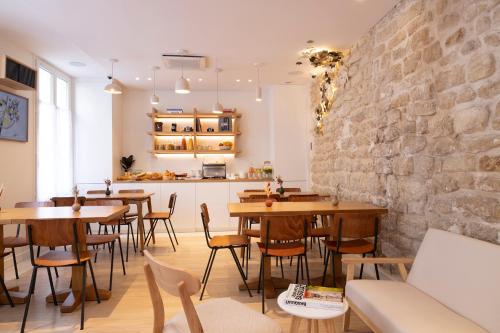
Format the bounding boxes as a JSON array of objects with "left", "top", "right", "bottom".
[
  {"left": 212, "top": 68, "right": 223, "bottom": 114},
  {"left": 150, "top": 66, "right": 160, "bottom": 105},
  {"left": 104, "top": 59, "right": 122, "bottom": 94}
]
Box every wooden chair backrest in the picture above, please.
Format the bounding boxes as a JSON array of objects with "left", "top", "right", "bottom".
[
  {"left": 27, "top": 218, "right": 83, "bottom": 248},
  {"left": 331, "top": 213, "right": 379, "bottom": 239},
  {"left": 87, "top": 190, "right": 110, "bottom": 194},
  {"left": 14, "top": 201, "right": 55, "bottom": 237},
  {"left": 143, "top": 250, "right": 202, "bottom": 333},
  {"left": 284, "top": 187, "right": 301, "bottom": 192},
  {"left": 200, "top": 203, "right": 210, "bottom": 228},
  {"left": 243, "top": 189, "right": 265, "bottom": 192},
  {"left": 288, "top": 194, "right": 320, "bottom": 202},
  {"left": 168, "top": 193, "right": 177, "bottom": 214},
  {"left": 84, "top": 199, "right": 123, "bottom": 207},
  {"left": 249, "top": 194, "right": 280, "bottom": 200},
  {"left": 118, "top": 189, "right": 145, "bottom": 193},
  {"left": 51, "top": 196, "right": 86, "bottom": 207},
  {"left": 260, "top": 215, "right": 309, "bottom": 242}
]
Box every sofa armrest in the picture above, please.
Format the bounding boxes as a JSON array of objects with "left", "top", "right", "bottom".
[{"left": 342, "top": 257, "right": 414, "bottom": 282}]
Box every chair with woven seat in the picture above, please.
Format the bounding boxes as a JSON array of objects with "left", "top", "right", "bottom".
[
  {"left": 143, "top": 250, "right": 281, "bottom": 333},
  {"left": 199, "top": 203, "right": 252, "bottom": 300},
  {"left": 143, "top": 192, "right": 178, "bottom": 251},
  {"left": 21, "top": 218, "right": 100, "bottom": 332},
  {"left": 258, "top": 215, "right": 310, "bottom": 313},
  {"left": 84, "top": 199, "right": 126, "bottom": 291},
  {"left": 0, "top": 252, "right": 14, "bottom": 307},
  {"left": 3, "top": 201, "right": 54, "bottom": 280},
  {"left": 321, "top": 213, "right": 380, "bottom": 288}
]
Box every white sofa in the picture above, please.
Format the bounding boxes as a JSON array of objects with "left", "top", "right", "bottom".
[{"left": 343, "top": 228, "right": 500, "bottom": 333}]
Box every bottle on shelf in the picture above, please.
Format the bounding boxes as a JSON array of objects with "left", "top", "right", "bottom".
[
  {"left": 181, "top": 136, "right": 187, "bottom": 150},
  {"left": 188, "top": 137, "right": 194, "bottom": 151}
]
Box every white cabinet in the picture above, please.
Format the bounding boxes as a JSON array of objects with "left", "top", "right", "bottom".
[
  {"left": 195, "top": 182, "right": 230, "bottom": 232},
  {"left": 160, "top": 183, "right": 196, "bottom": 232}
]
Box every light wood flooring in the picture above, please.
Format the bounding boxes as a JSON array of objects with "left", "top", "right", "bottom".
[{"left": 0, "top": 233, "right": 371, "bottom": 333}]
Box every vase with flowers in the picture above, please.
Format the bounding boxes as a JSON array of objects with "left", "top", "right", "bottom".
[
  {"left": 72, "top": 185, "right": 81, "bottom": 212},
  {"left": 276, "top": 176, "right": 285, "bottom": 196},
  {"left": 264, "top": 182, "right": 273, "bottom": 207},
  {"left": 104, "top": 179, "right": 112, "bottom": 196}
]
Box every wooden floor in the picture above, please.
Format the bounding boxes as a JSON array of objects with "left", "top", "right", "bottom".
[{"left": 0, "top": 233, "right": 371, "bottom": 333}]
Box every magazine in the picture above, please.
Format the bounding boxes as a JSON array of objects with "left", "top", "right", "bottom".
[{"left": 284, "top": 284, "right": 344, "bottom": 310}]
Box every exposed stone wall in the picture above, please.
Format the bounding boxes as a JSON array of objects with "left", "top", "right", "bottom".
[{"left": 310, "top": 0, "right": 500, "bottom": 256}]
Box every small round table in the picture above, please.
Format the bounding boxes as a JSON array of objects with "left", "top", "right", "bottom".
[{"left": 277, "top": 291, "right": 349, "bottom": 333}]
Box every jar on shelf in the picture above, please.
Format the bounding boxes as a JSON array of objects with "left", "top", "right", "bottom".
[{"left": 263, "top": 161, "right": 273, "bottom": 179}]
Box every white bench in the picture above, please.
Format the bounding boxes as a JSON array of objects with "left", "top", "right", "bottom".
[{"left": 343, "top": 228, "right": 500, "bottom": 333}]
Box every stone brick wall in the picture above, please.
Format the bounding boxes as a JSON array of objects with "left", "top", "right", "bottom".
[{"left": 310, "top": 0, "right": 500, "bottom": 256}]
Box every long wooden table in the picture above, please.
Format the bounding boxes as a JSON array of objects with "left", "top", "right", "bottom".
[
  {"left": 237, "top": 191, "right": 328, "bottom": 200},
  {"left": 0, "top": 206, "right": 128, "bottom": 312},
  {"left": 85, "top": 192, "right": 154, "bottom": 254},
  {"left": 228, "top": 201, "right": 388, "bottom": 298}
]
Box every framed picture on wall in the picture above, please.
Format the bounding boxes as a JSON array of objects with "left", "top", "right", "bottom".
[{"left": 0, "top": 89, "right": 28, "bottom": 142}]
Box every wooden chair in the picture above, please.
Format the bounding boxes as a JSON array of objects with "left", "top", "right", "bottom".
[
  {"left": 87, "top": 189, "right": 137, "bottom": 262},
  {"left": 21, "top": 219, "right": 100, "bottom": 332},
  {"left": 321, "top": 213, "right": 380, "bottom": 287},
  {"left": 199, "top": 203, "right": 252, "bottom": 300},
  {"left": 258, "top": 215, "right": 310, "bottom": 313},
  {"left": 143, "top": 250, "right": 281, "bottom": 333},
  {"left": 84, "top": 200, "right": 126, "bottom": 291},
  {"left": 283, "top": 187, "right": 301, "bottom": 192},
  {"left": 118, "top": 189, "right": 151, "bottom": 248},
  {"left": 0, "top": 252, "right": 14, "bottom": 307},
  {"left": 3, "top": 201, "right": 54, "bottom": 279},
  {"left": 143, "top": 192, "right": 178, "bottom": 251},
  {"left": 51, "top": 196, "right": 86, "bottom": 207}
]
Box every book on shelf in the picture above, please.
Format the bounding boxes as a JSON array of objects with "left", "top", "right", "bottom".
[{"left": 284, "top": 284, "right": 344, "bottom": 310}]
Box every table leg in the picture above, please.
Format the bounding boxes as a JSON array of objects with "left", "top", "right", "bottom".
[
  {"left": 306, "top": 319, "right": 312, "bottom": 333},
  {"left": 312, "top": 319, "right": 319, "bottom": 333},
  {"left": 238, "top": 256, "right": 290, "bottom": 298},
  {"left": 0, "top": 224, "right": 29, "bottom": 305},
  {"left": 146, "top": 198, "right": 155, "bottom": 244},
  {"left": 137, "top": 202, "right": 145, "bottom": 254},
  {"left": 290, "top": 316, "right": 302, "bottom": 333}
]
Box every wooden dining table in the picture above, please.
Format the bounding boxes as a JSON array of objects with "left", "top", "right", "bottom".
[
  {"left": 228, "top": 201, "right": 388, "bottom": 298},
  {"left": 85, "top": 192, "right": 154, "bottom": 254},
  {"left": 0, "top": 205, "right": 128, "bottom": 312},
  {"left": 237, "top": 191, "right": 329, "bottom": 201}
]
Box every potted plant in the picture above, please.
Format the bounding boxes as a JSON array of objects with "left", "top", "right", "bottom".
[
  {"left": 276, "top": 176, "right": 285, "bottom": 195},
  {"left": 104, "top": 179, "right": 112, "bottom": 196},
  {"left": 120, "top": 155, "right": 135, "bottom": 176},
  {"left": 264, "top": 182, "right": 273, "bottom": 207}
]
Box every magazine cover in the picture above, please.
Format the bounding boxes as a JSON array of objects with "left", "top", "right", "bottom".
[{"left": 285, "top": 284, "right": 344, "bottom": 309}]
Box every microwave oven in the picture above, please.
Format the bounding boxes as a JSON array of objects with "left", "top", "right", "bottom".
[{"left": 202, "top": 163, "right": 226, "bottom": 179}]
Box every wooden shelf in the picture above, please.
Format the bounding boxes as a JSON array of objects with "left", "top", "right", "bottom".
[
  {"left": 196, "top": 150, "right": 236, "bottom": 154},
  {"left": 195, "top": 132, "right": 240, "bottom": 136},
  {"left": 147, "top": 112, "right": 241, "bottom": 119},
  {"left": 148, "top": 132, "right": 194, "bottom": 136},
  {"left": 151, "top": 150, "right": 194, "bottom": 154}
]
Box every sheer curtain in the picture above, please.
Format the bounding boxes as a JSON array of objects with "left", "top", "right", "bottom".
[{"left": 36, "top": 65, "right": 73, "bottom": 200}]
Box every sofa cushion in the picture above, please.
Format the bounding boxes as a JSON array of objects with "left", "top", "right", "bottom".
[
  {"left": 346, "top": 280, "right": 486, "bottom": 333},
  {"left": 164, "top": 297, "right": 282, "bottom": 333},
  {"left": 407, "top": 228, "right": 500, "bottom": 333}
]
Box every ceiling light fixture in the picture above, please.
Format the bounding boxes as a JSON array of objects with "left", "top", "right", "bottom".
[
  {"left": 104, "top": 59, "right": 122, "bottom": 94},
  {"left": 198, "top": 78, "right": 203, "bottom": 82},
  {"left": 150, "top": 66, "right": 160, "bottom": 105},
  {"left": 236, "top": 79, "right": 240, "bottom": 82},
  {"left": 187, "top": 78, "right": 191, "bottom": 81},
  {"left": 147, "top": 77, "right": 152, "bottom": 81},
  {"left": 135, "top": 77, "right": 140, "bottom": 81},
  {"left": 255, "top": 64, "right": 262, "bottom": 102},
  {"left": 69, "top": 61, "right": 86, "bottom": 67},
  {"left": 175, "top": 63, "right": 190, "bottom": 94},
  {"left": 212, "top": 67, "right": 223, "bottom": 114},
  {"left": 248, "top": 79, "right": 252, "bottom": 83}
]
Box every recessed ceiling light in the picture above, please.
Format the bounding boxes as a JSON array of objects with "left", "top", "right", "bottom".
[
  {"left": 198, "top": 78, "right": 203, "bottom": 82},
  {"left": 186, "top": 78, "right": 191, "bottom": 81},
  {"left": 284, "top": 81, "right": 292, "bottom": 84},
  {"left": 69, "top": 61, "right": 86, "bottom": 67},
  {"left": 288, "top": 70, "right": 303, "bottom": 76},
  {"left": 248, "top": 79, "right": 252, "bottom": 83},
  {"left": 236, "top": 79, "right": 241, "bottom": 82},
  {"left": 147, "top": 77, "right": 152, "bottom": 81},
  {"left": 135, "top": 77, "right": 140, "bottom": 81},
  {"left": 306, "top": 40, "right": 314, "bottom": 44}
]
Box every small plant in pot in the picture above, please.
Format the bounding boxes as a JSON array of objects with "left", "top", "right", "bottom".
[
  {"left": 264, "top": 182, "right": 273, "bottom": 207},
  {"left": 120, "top": 155, "right": 135, "bottom": 175},
  {"left": 276, "top": 176, "right": 285, "bottom": 195},
  {"left": 104, "top": 179, "right": 112, "bottom": 196}
]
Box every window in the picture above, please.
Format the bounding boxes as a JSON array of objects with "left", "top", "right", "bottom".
[{"left": 36, "top": 63, "right": 73, "bottom": 200}]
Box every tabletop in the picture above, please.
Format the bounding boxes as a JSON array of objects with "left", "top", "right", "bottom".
[
  {"left": 277, "top": 291, "right": 348, "bottom": 320},
  {"left": 228, "top": 201, "right": 388, "bottom": 217},
  {"left": 0, "top": 206, "right": 129, "bottom": 224},
  {"left": 85, "top": 192, "right": 154, "bottom": 201}
]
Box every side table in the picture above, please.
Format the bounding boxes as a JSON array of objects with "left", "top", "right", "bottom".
[{"left": 277, "top": 291, "right": 349, "bottom": 333}]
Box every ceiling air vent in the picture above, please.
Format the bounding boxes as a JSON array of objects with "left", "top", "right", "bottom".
[{"left": 161, "top": 54, "right": 207, "bottom": 70}]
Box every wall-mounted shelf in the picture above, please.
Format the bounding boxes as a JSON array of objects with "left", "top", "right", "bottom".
[{"left": 148, "top": 108, "right": 241, "bottom": 157}]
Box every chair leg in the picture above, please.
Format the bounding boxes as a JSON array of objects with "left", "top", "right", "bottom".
[
  {"left": 331, "top": 253, "right": 337, "bottom": 288},
  {"left": 109, "top": 240, "right": 115, "bottom": 291},
  {"left": 373, "top": 252, "right": 380, "bottom": 280},
  {"left": 257, "top": 253, "right": 263, "bottom": 294},
  {"left": 261, "top": 254, "right": 265, "bottom": 314},
  {"left": 304, "top": 254, "right": 311, "bottom": 285},
  {"left": 200, "top": 249, "right": 217, "bottom": 300},
  {"left": 246, "top": 244, "right": 250, "bottom": 279},
  {"left": 280, "top": 257, "right": 284, "bottom": 279},
  {"left": 46, "top": 267, "right": 58, "bottom": 305},
  {"left": 229, "top": 247, "right": 252, "bottom": 297},
  {"left": 130, "top": 222, "right": 137, "bottom": 253},
  {"left": 88, "top": 261, "right": 100, "bottom": 303},
  {"left": 318, "top": 238, "right": 323, "bottom": 258},
  {"left": 162, "top": 219, "right": 176, "bottom": 252},
  {"left": 321, "top": 250, "right": 330, "bottom": 286},
  {"left": 300, "top": 256, "right": 304, "bottom": 280},
  {"left": 359, "top": 253, "right": 366, "bottom": 279},
  {"left": 202, "top": 249, "right": 215, "bottom": 284},
  {"left": 12, "top": 247, "right": 19, "bottom": 279},
  {"left": 54, "top": 267, "right": 59, "bottom": 278},
  {"left": 126, "top": 224, "right": 131, "bottom": 262},
  {"left": 21, "top": 267, "right": 38, "bottom": 333},
  {"left": 168, "top": 218, "right": 179, "bottom": 245},
  {"left": 80, "top": 263, "right": 87, "bottom": 330},
  {"left": 0, "top": 275, "right": 14, "bottom": 307},
  {"left": 295, "top": 256, "right": 300, "bottom": 284},
  {"left": 117, "top": 237, "right": 126, "bottom": 275}
]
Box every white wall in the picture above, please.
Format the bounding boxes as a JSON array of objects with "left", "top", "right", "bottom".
[
  {"left": 121, "top": 89, "right": 272, "bottom": 175},
  {"left": 73, "top": 79, "right": 113, "bottom": 183}
]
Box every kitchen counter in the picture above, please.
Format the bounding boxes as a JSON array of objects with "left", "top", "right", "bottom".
[{"left": 114, "top": 178, "right": 271, "bottom": 183}]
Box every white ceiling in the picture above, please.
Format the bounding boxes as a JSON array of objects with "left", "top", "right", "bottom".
[{"left": 0, "top": 0, "right": 398, "bottom": 90}]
